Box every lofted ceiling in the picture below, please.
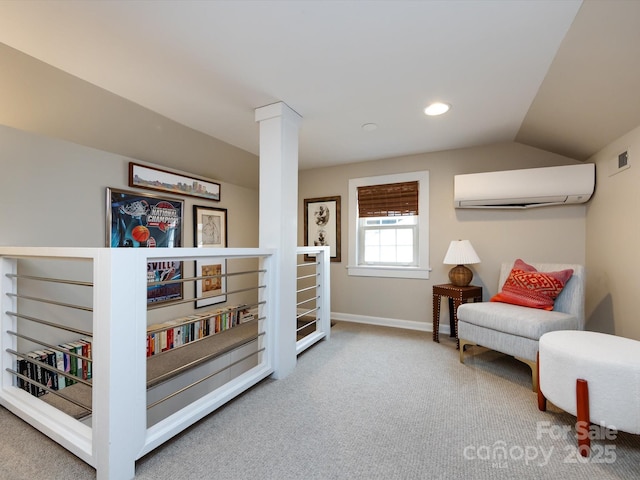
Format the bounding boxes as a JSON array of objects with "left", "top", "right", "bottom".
[{"left": 0, "top": 0, "right": 639, "bottom": 170}]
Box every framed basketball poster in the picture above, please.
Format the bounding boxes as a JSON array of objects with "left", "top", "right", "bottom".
[{"left": 106, "top": 188, "right": 184, "bottom": 304}]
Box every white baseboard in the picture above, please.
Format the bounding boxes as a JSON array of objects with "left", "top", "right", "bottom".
[{"left": 331, "top": 311, "right": 451, "bottom": 335}]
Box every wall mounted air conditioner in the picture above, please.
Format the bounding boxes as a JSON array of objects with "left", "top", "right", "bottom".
[{"left": 454, "top": 163, "right": 595, "bottom": 209}]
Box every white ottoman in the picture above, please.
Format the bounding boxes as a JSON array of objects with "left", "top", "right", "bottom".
[{"left": 538, "top": 330, "right": 640, "bottom": 456}]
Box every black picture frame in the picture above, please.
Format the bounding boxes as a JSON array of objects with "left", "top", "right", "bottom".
[
  {"left": 304, "top": 196, "right": 341, "bottom": 262},
  {"left": 193, "top": 205, "right": 228, "bottom": 248},
  {"left": 129, "top": 162, "right": 221, "bottom": 201},
  {"left": 106, "top": 187, "right": 184, "bottom": 304},
  {"left": 193, "top": 205, "right": 228, "bottom": 308}
]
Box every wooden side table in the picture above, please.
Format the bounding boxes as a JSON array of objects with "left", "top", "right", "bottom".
[{"left": 432, "top": 283, "right": 482, "bottom": 349}]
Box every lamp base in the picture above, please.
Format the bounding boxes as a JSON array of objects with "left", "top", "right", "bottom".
[{"left": 448, "top": 265, "right": 473, "bottom": 287}]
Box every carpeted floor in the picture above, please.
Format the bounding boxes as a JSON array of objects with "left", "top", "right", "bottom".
[{"left": 1, "top": 321, "right": 639, "bottom": 479}]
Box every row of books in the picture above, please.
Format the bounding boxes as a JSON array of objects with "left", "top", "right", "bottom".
[
  {"left": 146, "top": 305, "right": 254, "bottom": 357},
  {"left": 16, "top": 337, "right": 92, "bottom": 398}
]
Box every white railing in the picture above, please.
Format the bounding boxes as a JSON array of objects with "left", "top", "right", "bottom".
[
  {"left": 296, "top": 246, "right": 331, "bottom": 354},
  {"left": 0, "top": 247, "right": 276, "bottom": 480}
]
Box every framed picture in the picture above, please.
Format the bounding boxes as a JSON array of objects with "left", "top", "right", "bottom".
[
  {"left": 106, "top": 187, "right": 184, "bottom": 304},
  {"left": 304, "top": 196, "right": 341, "bottom": 262},
  {"left": 194, "top": 259, "right": 227, "bottom": 308},
  {"left": 193, "top": 205, "right": 228, "bottom": 248},
  {"left": 129, "top": 162, "right": 221, "bottom": 201},
  {"left": 193, "top": 205, "right": 228, "bottom": 308},
  {"left": 146, "top": 259, "right": 184, "bottom": 305}
]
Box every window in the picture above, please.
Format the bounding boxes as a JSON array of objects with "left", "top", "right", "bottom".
[
  {"left": 357, "top": 181, "right": 419, "bottom": 266},
  {"left": 348, "top": 171, "right": 430, "bottom": 279}
]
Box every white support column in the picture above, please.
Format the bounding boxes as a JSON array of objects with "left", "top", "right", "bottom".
[
  {"left": 93, "top": 248, "right": 147, "bottom": 480},
  {"left": 255, "top": 102, "right": 302, "bottom": 379}
]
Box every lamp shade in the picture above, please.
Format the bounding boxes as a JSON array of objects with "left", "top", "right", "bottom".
[
  {"left": 443, "top": 240, "right": 481, "bottom": 265},
  {"left": 443, "top": 240, "right": 480, "bottom": 287}
]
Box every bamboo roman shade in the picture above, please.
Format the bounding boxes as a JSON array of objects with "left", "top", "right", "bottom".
[{"left": 357, "top": 181, "right": 419, "bottom": 217}]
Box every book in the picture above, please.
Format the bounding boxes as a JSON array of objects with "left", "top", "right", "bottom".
[
  {"left": 167, "top": 328, "right": 173, "bottom": 350},
  {"left": 68, "top": 341, "right": 85, "bottom": 382},
  {"left": 80, "top": 338, "right": 93, "bottom": 380},
  {"left": 59, "top": 343, "right": 76, "bottom": 386},
  {"left": 43, "top": 349, "right": 59, "bottom": 390},
  {"left": 160, "top": 330, "right": 167, "bottom": 352},
  {"left": 26, "top": 351, "right": 45, "bottom": 397},
  {"left": 240, "top": 306, "right": 255, "bottom": 323},
  {"left": 24, "top": 352, "right": 37, "bottom": 396},
  {"left": 55, "top": 349, "right": 67, "bottom": 390},
  {"left": 35, "top": 349, "right": 53, "bottom": 394},
  {"left": 17, "top": 357, "right": 30, "bottom": 392},
  {"left": 174, "top": 325, "right": 182, "bottom": 347}
]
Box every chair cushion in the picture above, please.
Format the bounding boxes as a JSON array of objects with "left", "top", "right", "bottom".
[
  {"left": 457, "top": 302, "right": 578, "bottom": 340},
  {"left": 490, "top": 259, "right": 573, "bottom": 310}
]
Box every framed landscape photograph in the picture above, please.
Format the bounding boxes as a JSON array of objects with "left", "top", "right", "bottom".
[
  {"left": 129, "top": 162, "right": 221, "bottom": 201},
  {"left": 193, "top": 205, "right": 228, "bottom": 248},
  {"left": 304, "top": 196, "right": 341, "bottom": 262},
  {"left": 106, "top": 187, "right": 184, "bottom": 304}
]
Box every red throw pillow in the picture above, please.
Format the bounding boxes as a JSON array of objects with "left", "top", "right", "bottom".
[{"left": 490, "top": 259, "right": 573, "bottom": 310}]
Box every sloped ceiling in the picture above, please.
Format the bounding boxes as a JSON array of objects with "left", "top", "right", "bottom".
[
  {"left": 516, "top": 0, "right": 640, "bottom": 160},
  {"left": 0, "top": 0, "right": 638, "bottom": 169}
]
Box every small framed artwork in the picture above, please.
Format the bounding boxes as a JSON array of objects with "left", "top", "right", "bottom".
[
  {"left": 195, "top": 259, "right": 227, "bottom": 308},
  {"left": 193, "top": 205, "right": 228, "bottom": 308},
  {"left": 304, "top": 196, "right": 341, "bottom": 262},
  {"left": 129, "top": 162, "right": 221, "bottom": 201},
  {"left": 106, "top": 187, "right": 184, "bottom": 304},
  {"left": 193, "top": 205, "right": 228, "bottom": 248}
]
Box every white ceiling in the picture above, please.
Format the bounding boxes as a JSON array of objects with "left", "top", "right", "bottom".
[{"left": 0, "top": 1, "right": 639, "bottom": 170}]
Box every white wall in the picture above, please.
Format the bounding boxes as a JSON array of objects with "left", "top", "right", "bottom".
[
  {"left": 299, "top": 142, "right": 588, "bottom": 330},
  {"left": 586, "top": 123, "right": 640, "bottom": 339}
]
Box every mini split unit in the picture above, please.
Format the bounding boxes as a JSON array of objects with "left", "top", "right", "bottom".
[{"left": 454, "top": 163, "right": 596, "bottom": 209}]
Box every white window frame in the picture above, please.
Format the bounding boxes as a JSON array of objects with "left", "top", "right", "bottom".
[
  {"left": 358, "top": 216, "right": 418, "bottom": 266},
  {"left": 347, "top": 171, "right": 430, "bottom": 279}
]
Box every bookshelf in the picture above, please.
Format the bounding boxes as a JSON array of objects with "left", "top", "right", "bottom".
[
  {"left": 41, "top": 315, "right": 259, "bottom": 421},
  {"left": 145, "top": 305, "right": 254, "bottom": 358},
  {"left": 147, "top": 317, "right": 258, "bottom": 388}
]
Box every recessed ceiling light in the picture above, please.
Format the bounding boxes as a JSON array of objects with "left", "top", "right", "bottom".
[
  {"left": 424, "top": 102, "right": 450, "bottom": 116},
  {"left": 362, "top": 123, "right": 378, "bottom": 131}
]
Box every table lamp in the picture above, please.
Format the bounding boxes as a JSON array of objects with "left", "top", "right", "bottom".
[{"left": 443, "top": 240, "right": 481, "bottom": 287}]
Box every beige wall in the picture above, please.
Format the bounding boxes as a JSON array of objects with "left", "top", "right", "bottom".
[
  {"left": 586, "top": 124, "right": 640, "bottom": 340},
  {"left": 0, "top": 125, "right": 258, "bottom": 249},
  {"left": 0, "top": 124, "right": 259, "bottom": 327},
  {"left": 299, "top": 142, "right": 588, "bottom": 329},
  {"left": 0, "top": 42, "right": 258, "bottom": 190}
]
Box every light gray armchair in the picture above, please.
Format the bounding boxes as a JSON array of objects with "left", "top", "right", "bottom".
[{"left": 457, "top": 262, "right": 585, "bottom": 391}]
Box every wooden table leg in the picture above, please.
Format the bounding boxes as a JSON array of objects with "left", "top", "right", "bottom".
[
  {"left": 432, "top": 294, "right": 441, "bottom": 342},
  {"left": 453, "top": 298, "right": 462, "bottom": 349},
  {"left": 448, "top": 298, "right": 455, "bottom": 337}
]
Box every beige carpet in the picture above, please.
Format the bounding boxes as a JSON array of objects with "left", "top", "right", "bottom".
[{"left": 1, "top": 321, "right": 639, "bottom": 479}]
